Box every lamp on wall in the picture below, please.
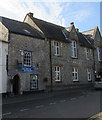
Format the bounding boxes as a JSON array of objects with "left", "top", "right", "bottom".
[{"left": 20, "top": 50, "right": 24, "bottom": 56}]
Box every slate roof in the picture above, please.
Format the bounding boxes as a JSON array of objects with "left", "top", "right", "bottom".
[
  {"left": 77, "top": 32, "right": 93, "bottom": 48},
  {"left": 0, "top": 16, "right": 44, "bottom": 40},
  {"left": 66, "top": 25, "right": 93, "bottom": 48},
  {"left": 0, "top": 15, "right": 94, "bottom": 48},
  {"left": 30, "top": 16, "right": 70, "bottom": 42}
]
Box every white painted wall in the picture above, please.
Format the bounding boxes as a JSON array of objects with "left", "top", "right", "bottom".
[
  {"left": 0, "top": 22, "right": 8, "bottom": 93},
  {"left": 0, "top": 41, "right": 8, "bottom": 93},
  {"left": 0, "top": 42, "right": 2, "bottom": 93}
]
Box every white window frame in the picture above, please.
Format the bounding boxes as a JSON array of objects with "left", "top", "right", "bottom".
[
  {"left": 90, "top": 49, "right": 92, "bottom": 60},
  {"left": 97, "top": 47, "right": 101, "bottom": 61},
  {"left": 85, "top": 48, "right": 92, "bottom": 60},
  {"left": 87, "top": 69, "right": 92, "bottom": 81},
  {"left": 54, "top": 41, "right": 60, "bottom": 56},
  {"left": 72, "top": 41, "right": 77, "bottom": 58},
  {"left": 85, "top": 48, "right": 89, "bottom": 60},
  {"left": 72, "top": 68, "right": 78, "bottom": 81},
  {"left": 23, "top": 51, "right": 32, "bottom": 67},
  {"left": 55, "top": 66, "right": 61, "bottom": 82}
]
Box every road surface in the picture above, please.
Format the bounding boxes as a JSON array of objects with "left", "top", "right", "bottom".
[{"left": 2, "top": 89, "right": 102, "bottom": 119}]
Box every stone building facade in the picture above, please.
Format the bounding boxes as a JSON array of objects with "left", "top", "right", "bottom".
[
  {"left": 0, "top": 13, "right": 102, "bottom": 94},
  {"left": 24, "top": 13, "right": 102, "bottom": 91}
]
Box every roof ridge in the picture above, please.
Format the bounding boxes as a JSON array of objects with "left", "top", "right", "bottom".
[
  {"left": 1, "top": 16, "right": 23, "bottom": 24},
  {"left": 31, "top": 16, "right": 65, "bottom": 28}
]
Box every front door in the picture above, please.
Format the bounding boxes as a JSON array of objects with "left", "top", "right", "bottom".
[
  {"left": 13, "top": 75, "right": 20, "bottom": 94},
  {"left": 30, "top": 74, "right": 38, "bottom": 90}
]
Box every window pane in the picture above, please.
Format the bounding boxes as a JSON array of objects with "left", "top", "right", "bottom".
[
  {"left": 75, "top": 73, "right": 77, "bottom": 80},
  {"left": 72, "top": 73, "right": 74, "bottom": 77},
  {"left": 57, "top": 67, "right": 59, "bottom": 71},
  {"left": 73, "top": 41, "right": 76, "bottom": 47},
  {"left": 55, "top": 67, "right": 56, "bottom": 71},
  {"left": 57, "top": 73, "right": 60, "bottom": 80}
]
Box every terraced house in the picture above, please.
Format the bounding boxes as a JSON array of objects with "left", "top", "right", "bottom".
[{"left": 0, "top": 13, "right": 102, "bottom": 95}]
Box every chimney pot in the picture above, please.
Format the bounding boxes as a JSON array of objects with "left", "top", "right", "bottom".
[
  {"left": 28, "top": 12, "right": 33, "bottom": 17},
  {"left": 70, "top": 22, "right": 74, "bottom": 25}
]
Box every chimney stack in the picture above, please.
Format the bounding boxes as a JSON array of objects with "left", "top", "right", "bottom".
[{"left": 76, "top": 28, "right": 79, "bottom": 32}]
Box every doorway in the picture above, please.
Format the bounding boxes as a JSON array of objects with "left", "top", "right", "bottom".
[
  {"left": 30, "top": 74, "right": 38, "bottom": 90},
  {"left": 13, "top": 74, "right": 20, "bottom": 94}
]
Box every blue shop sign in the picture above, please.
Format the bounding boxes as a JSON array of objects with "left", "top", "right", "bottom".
[{"left": 21, "top": 67, "right": 35, "bottom": 72}]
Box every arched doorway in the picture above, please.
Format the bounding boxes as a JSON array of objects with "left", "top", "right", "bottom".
[{"left": 13, "top": 74, "right": 20, "bottom": 95}]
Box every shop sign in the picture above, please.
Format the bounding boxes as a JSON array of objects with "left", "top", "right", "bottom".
[{"left": 21, "top": 67, "right": 35, "bottom": 72}]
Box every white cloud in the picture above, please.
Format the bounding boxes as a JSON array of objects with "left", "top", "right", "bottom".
[
  {"left": 0, "top": 0, "right": 66, "bottom": 26},
  {"left": 0, "top": 0, "right": 26, "bottom": 20},
  {"left": 39, "top": 2, "right": 65, "bottom": 26},
  {"left": 0, "top": 0, "right": 99, "bottom": 29}
]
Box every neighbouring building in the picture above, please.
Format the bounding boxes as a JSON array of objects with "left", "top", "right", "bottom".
[
  {"left": 0, "top": 18, "right": 8, "bottom": 93},
  {"left": 83, "top": 27, "right": 102, "bottom": 78},
  {"left": 0, "top": 13, "right": 102, "bottom": 95}
]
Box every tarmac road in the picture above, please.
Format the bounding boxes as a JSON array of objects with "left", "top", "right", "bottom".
[{"left": 2, "top": 88, "right": 102, "bottom": 119}]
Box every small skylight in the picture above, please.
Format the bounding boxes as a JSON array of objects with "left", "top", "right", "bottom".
[{"left": 23, "top": 29, "right": 31, "bottom": 34}]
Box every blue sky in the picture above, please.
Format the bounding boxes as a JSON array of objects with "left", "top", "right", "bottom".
[{"left": 0, "top": 0, "right": 101, "bottom": 32}]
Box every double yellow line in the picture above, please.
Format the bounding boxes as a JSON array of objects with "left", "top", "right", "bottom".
[{"left": 88, "top": 112, "right": 102, "bottom": 120}]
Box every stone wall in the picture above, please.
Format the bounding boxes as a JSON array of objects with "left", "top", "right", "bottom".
[{"left": 49, "top": 39, "right": 94, "bottom": 90}]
